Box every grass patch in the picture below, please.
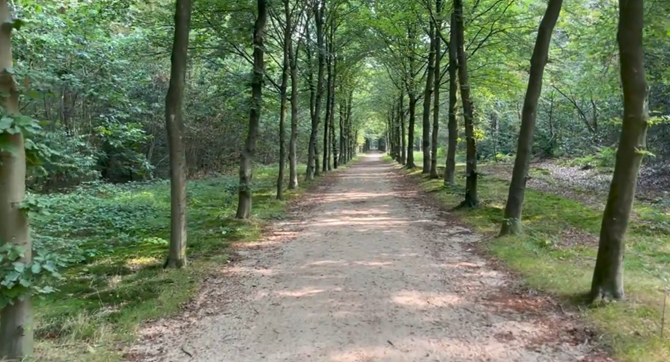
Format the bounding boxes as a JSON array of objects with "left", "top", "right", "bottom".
[
  {"left": 389, "top": 158, "right": 670, "bottom": 362},
  {"left": 28, "top": 162, "right": 353, "bottom": 362}
]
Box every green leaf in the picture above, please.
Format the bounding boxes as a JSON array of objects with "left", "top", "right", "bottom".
[
  {"left": 0, "top": 116, "right": 12, "bottom": 130},
  {"left": 13, "top": 262, "right": 25, "bottom": 273},
  {"left": 31, "top": 263, "right": 41, "bottom": 274}
]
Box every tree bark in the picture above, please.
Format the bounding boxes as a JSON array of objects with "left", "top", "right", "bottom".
[
  {"left": 164, "top": 0, "right": 192, "bottom": 267},
  {"left": 590, "top": 0, "right": 648, "bottom": 303},
  {"left": 322, "top": 53, "right": 331, "bottom": 172},
  {"left": 236, "top": 0, "right": 267, "bottom": 219},
  {"left": 0, "top": 0, "right": 34, "bottom": 358},
  {"left": 330, "top": 56, "right": 337, "bottom": 169},
  {"left": 288, "top": 24, "right": 299, "bottom": 189},
  {"left": 422, "top": 20, "right": 436, "bottom": 174},
  {"left": 400, "top": 89, "right": 406, "bottom": 165},
  {"left": 454, "top": 0, "right": 478, "bottom": 207},
  {"left": 338, "top": 98, "right": 344, "bottom": 166},
  {"left": 444, "top": 12, "right": 458, "bottom": 186},
  {"left": 306, "top": 3, "right": 324, "bottom": 180},
  {"left": 430, "top": 0, "right": 443, "bottom": 179},
  {"left": 500, "top": 0, "right": 563, "bottom": 235},
  {"left": 276, "top": 0, "right": 292, "bottom": 199}
]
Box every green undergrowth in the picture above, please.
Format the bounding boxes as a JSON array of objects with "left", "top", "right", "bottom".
[
  {"left": 390, "top": 156, "right": 670, "bottom": 362},
  {"left": 27, "top": 162, "right": 352, "bottom": 362}
]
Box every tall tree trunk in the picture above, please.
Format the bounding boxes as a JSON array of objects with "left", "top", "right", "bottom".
[
  {"left": 500, "top": 0, "right": 563, "bottom": 235},
  {"left": 454, "top": 0, "right": 478, "bottom": 207},
  {"left": 164, "top": 0, "right": 192, "bottom": 268},
  {"left": 444, "top": 12, "right": 458, "bottom": 186},
  {"left": 394, "top": 99, "right": 401, "bottom": 162},
  {"left": 400, "top": 89, "right": 406, "bottom": 165},
  {"left": 590, "top": 0, "right": 648, "bottom": 302},
  {"left": 330, "top": 56, "right": 337, "bottom": 169},
  {"left": 346, "top": 88, "right": 354, "bottom": 163},
  {"left": 430, "top": 0, "right": 443, "bottom": 179},
  {"left": 236, "top": 0, "right": 267, "bottom": 219},
  {"left": 313, "top": 1, "right": 325, "bottom": 177},
  {"left": 338, "top": 98, "right": 345, "bottom": 166},
  {"left": 0, "top": 0, "right": 33, "bottom": 358},
  {"left": 305, "top": 24, "right": 316, "bottom": 180},
  {"left": 288, "top": 31, "right": 299, "bottom": 189},
  {"left": 322, "top": 55, "right": 331, "bottom": 172},
  {"left": 306, "top": 4, "right": 324, "bottom": 180},
  {"left": 407, "top": 95, "right": 417, "bottom": 168},
  {"left": 276, "top": 0, "right": 293, "bottom": 198},
  {"left": 422, "top": 19, "right": 436, "bottom": 174}
]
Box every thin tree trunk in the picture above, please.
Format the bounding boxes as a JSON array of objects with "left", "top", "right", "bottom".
[
  {"left": 444, "top": 12, "right": 458, "bottom": 185},
  {"left": 236, "top": 0, "right": 267, "bottom": 219},
  {"left": 338, "top": 99, "right": 345, "bottom": 165},
  {"left": 330, "top": 55, "right": 337, "bottom": 169},
  {"left": 164, "top": 0, "right": 192, "bottom": 267},
  {"left": 306, "top": 5, "right": 324, "bottom": 180},
  {"left": 590, "top": 0, "right": 648, "bottom": 302},
  {"left": 288, "top": 30, "right": 299, "bottom": 189},
  {"left": 500, "top": 0, "right": 562, "bottom": 235},
  {"left": 322, "top": 56, "right": 331, "bottom": 172},
  {"left": 430, "top": 0, "right": 443, "bottom": 179},
  {"left": 276, "top": 0, "right": 292, "bottom": 200},
  {"left": 346, "top": 88, "right": 353, "bottom": 163},
  {"left": 422, "top": 19, "right": 436, "bottom": 174},
  {"left": 454, "top": 0, "right": 478, "bottom": 207},
  {"left": 0, "top": 0, "right": 33, "bottom": 358},
  {"left": 400, "top": 89, "right": 406, "bottom": 165}
]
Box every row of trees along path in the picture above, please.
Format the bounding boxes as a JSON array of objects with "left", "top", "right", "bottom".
[{"left": 0, "top": 0, "right": 654, "bottom": 359}]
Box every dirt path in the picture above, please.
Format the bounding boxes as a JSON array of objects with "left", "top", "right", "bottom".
[{"left": 133, "top": 154, "right": 606, "bottom": 362}]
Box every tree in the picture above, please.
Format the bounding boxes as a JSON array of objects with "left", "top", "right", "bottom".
[
  {"left": 0, "top": 0, "right": 33, "bottom": 358},
  {"left": 429, "top": 0, "right": 442, "bottom": 179},
  {"left": 164, "top": 0, "right": 192, "bottom": 268},
  {"left": 276, "top": 0, "right": 292, "bottom": 199},
  {"left": 421, "top": 10, "right": 436, "bottom": 174},
  {"left": 288, "top": 4, "right": 303, "bottom": 190},
  {"left": 306, "top": 0, "right": 325, "bottom": 180},
  {"left": 499, "top": 0, "right": 563, "bottom": 236},
  {"left": 454, "top": 0, "right": 477, "bottom": 207},
  {"left": 236, "top": 0, "right": 268, "bottom": 219},
  {"left": 590, "top": 0, "right": 648, "bottom": 302},
  {"left": 405, "top": 23, "right": 419, "bottom": 169},
  {"left": 443, "top": 11, "right": 458, "bottom": 186}
]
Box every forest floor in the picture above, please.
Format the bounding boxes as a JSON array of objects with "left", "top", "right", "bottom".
[
  {"left": 405, "top": 152, "right": 670, "bottom": 362},
  {"left": 129, "top": 153, "right": 611, "bottom": 362}
]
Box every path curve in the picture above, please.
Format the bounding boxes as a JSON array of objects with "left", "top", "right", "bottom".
[{"left": 133, "top": 154, "right": 606, "bottom": 362}]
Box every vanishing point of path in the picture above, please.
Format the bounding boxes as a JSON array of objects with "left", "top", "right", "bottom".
[{"left": 134, "top": 154, "right": 609, "bottom": 362}]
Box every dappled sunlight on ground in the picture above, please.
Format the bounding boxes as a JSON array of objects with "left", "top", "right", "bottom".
[{"left": 132, "top": 153, "right": 606, "bottom": 362}]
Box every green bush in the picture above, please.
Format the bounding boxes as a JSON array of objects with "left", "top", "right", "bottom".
[{"left": 570, "top": 146, "right": 617, "bottom": 169}]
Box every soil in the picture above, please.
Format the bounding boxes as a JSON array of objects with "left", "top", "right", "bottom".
[{"left": 128, "top": 154, "right": 612, "bottom": 362}]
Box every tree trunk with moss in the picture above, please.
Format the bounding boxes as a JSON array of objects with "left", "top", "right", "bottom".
[
  {"left": 500, "top": 0, "right": 563, "bottom": 236},
  {"left": 590, "top": 0, "right": 648, "bottom": 303},
  {"left": 454, "top": 0, "right": 477, "bottom": 207},
  {"left": 236, "top": 0, "right": 267, "bottom": 219},
  {"left": 0, "top": 0, "right": 34, "bottom": 358}
]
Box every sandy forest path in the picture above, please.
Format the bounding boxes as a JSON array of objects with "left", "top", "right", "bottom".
[{"left": 134, "top": 154, "right": 609, "bottom": 362}]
